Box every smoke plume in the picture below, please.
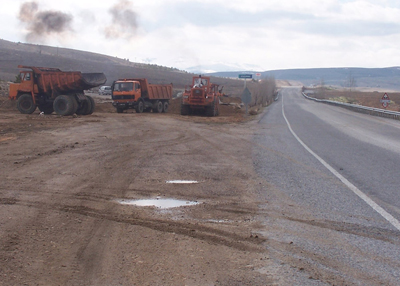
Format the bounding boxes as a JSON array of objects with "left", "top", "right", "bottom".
[
  {"left": 104, "top": 0, "right": 138, "bottom": 39},
  {"left": 18, "top": 1, "right": 73, "bottom": 42}
]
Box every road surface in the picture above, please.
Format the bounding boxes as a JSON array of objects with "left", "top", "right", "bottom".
[{"left": 254, "top": 86, "right": 400, "bottom": 285}]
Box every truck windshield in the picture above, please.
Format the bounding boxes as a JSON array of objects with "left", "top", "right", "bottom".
[{"left": 114, "top": 82, "right": 133, "bottom": 92}]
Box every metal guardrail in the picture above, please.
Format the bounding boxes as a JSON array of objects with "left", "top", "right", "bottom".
[{"left": 302, "top": 92, "right": 400, "bottom": 121}]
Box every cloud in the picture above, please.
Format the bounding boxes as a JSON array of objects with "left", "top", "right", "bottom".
[
  {"left": 18, "top": 1, "right": 73, "bottom": 42},
  {"left": 18, "top": 1, "right": 73, "bottom": 43},
  {"left": 104, "top": 0, "right": 139, "bottom": 40}
]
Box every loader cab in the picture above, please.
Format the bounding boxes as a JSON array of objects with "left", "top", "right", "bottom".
[{"left": 193, "top": 76, "right": 209, "bottom": 87}]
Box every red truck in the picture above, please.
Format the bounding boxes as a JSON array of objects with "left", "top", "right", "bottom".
[
  {"left": 112, "top": 78, "right": 173, "bottom": 113},
  {"left": 9, "top": 65, "right": 106, "bottom": 116}
]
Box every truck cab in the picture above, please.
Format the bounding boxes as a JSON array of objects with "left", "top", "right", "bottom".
[
  {"left": 112, "top": 80, "right": 142, "bottom": 101},
  {"left": 9, "top": 71, "right": 37, "bottom": 101}
]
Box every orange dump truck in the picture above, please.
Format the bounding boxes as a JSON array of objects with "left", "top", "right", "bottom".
[
  {"left": 181, "top": 75, "right": 223, "bottom": 117},
  {"left": 9, "top": 65, "right": 106, "bottom": 116},
  {"left": 112, "top": 78, "right": 173, "bottom": 113}
]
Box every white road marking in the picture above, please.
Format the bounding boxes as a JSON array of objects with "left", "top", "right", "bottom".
[{"left": 282, "top": 94, "right": 400, "bottom": 232}]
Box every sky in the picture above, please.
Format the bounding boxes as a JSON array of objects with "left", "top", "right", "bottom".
[{"left": 1, "top": 0, "right": 400, "bottom": 72}]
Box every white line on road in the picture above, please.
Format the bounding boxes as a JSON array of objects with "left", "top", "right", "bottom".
[{"left": 282, "top": 94, "right": 400, "bottom": 232}]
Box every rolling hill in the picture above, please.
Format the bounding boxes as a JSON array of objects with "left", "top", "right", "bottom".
[
  {"left": 2, "top": 39, "right": 399, "bottom": 93},
  {"left": 207, "top": 67, "right": 400, "bottom": 91}
]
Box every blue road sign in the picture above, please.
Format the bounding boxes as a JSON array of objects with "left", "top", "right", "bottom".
[{"left": 238, "top": 74, "right": 253, "bottom": 79}]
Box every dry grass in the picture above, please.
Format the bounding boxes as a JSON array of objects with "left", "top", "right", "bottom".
[{"left": 310, "top": 88, "right": 400, "bottom": 112}]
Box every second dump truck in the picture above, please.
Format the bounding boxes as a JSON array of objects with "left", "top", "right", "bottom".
[
  {"left": 112, "top": 78, "right": 173, "bottom": 113},
  {"left": 9, "top": 65, "right": 106, "bottom": 116}
]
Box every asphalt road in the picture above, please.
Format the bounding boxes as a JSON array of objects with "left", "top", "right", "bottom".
[{"left": 253, "top": 86, "right": 400, "bottom": 285}]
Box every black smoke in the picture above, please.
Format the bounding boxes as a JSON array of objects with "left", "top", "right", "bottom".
[
  {"left": 104, "top": 0, "right": 138, "bottom": 39},
  {"left": 18, "top": 1, "right": 73, "bottom": 42}
]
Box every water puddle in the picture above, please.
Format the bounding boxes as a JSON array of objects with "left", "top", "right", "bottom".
[
  {"left": 166, "top": 180, "right": 198, "bottom": 184},
  {"left": 117, "top": 198, "right": 199, "bottom": 209}
]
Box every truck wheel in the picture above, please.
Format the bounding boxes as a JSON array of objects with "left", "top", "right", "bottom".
[
  {"left": 53, "top": 95, "right": 75, "bottom": 116},
  {"left": 136, "top": 100, "right": 144, "bottom": 113},
  {"left": 70, "top": 96, "right": 78, "bottom": 115},
  {"left": 153, "top": 100, "right": 163, "bottom": 113},
  {"left": 76, "top": 97, "right": 90, "bottom": 115},
  {"left": 162, "top": 101, "right": 169, "bottom": 113},
  {"left": 86, "top": 96, "right": 95, "bottom": 115},
  {"left": 17, "top": 93, "right": 37, "bottom": 114},
  {"left": 38, "top": 103, "right": 54, "bottom": 114}
]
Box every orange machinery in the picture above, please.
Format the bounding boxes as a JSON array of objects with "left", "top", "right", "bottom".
[
  {"left": 9, "top": 65, "right": 106, "bottom": 116},
  {"left": 112, "top": 78, "right": 173, "bottom": 113},
  {"left": 180, "top": 75, "right": 223, "bottom": 117}
]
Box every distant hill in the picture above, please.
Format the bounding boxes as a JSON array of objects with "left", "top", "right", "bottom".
[
  {"left": 2, "top": 39, "right": 399, "bottom": 93},
  {"left": 0, "top": 39, "right": 194, "bottom": 88},
  {"left": 0, "top": 39, "right": 247, "bottom": 95},
  {"left": 207, "top": 67, "right": 400, "bottom": 91}
]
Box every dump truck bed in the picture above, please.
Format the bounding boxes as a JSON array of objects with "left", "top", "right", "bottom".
[
  {"left": 20, "top": 66, "right": 106, "bottom": 96},
  {"left": 147, "top": 84, "right": 173, "bottom": 100}
]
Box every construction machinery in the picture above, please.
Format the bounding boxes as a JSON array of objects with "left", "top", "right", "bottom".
[
  {"left": 9, "top": 65, "right": 106, "bottom": 116},
  {"left": 181, "top": 75, "right": 223, "bottom": 116},
  {"left": 112, "top": 78, "right": 173, "bottom": 113}
]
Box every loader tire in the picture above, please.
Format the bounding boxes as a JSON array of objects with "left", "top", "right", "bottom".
[
  {"left": 53, "top": 95, "right": 75, "bottom": 116},
  {"left": 17, "top": 93, "right": 36, "bottom": 114},
  {"left": 206, "top": 98, "right": 217, "bottom": 117},
  {"left": 180, "top": 102, "right": 190, "bottom": 115}
]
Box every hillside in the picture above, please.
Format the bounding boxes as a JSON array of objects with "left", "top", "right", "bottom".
[
  {"left": 0, "top": 39, "right": 243, "bottom": 95},
  {"left": 208, "top": 67, "right": 400, "bottom": 91}
]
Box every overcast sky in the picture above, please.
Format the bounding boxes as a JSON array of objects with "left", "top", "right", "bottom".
[{"left": 1, "top": 0, "right": 400, "bottom": 72}]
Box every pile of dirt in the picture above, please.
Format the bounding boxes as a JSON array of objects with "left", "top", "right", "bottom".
[{"left": 0, "top": 81, "right": 10, "bottom": 97}]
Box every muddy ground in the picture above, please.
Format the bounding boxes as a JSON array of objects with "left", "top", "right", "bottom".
[
  {"left": 2, "top": 85, "right": 398, "bottom": 285},
  {"left": 0, "top": 92, "right": 288, "bottom": 286}
]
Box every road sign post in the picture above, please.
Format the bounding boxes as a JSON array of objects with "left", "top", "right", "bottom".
[
  {"left": 241, "top": 87, "right": 252, "bottom": 116},
  {"left": 380, "top": 93, "right": 390, "bottom": 109}
]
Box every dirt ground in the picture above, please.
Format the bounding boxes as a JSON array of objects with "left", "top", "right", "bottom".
[
  {"left": 0, "top": 91, "right": 285, "bottom": 286},
  {"left": 2, "top": 83, "right": 398, "bottom": 285}
]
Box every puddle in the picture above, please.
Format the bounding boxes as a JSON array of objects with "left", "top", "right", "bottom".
[
  {"left": 206, "top": 219, "right": 231, "bottom": 223},
  {"left": 117, "top": 198, "right": 199, "bottom": 209},
  {"left": 166, "top": 180, "right": 198, "bottom": 184}
]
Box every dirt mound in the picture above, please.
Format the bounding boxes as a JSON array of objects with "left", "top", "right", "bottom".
[{"left": 0, "top": 94, "right": 16, "bottom": 112}]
